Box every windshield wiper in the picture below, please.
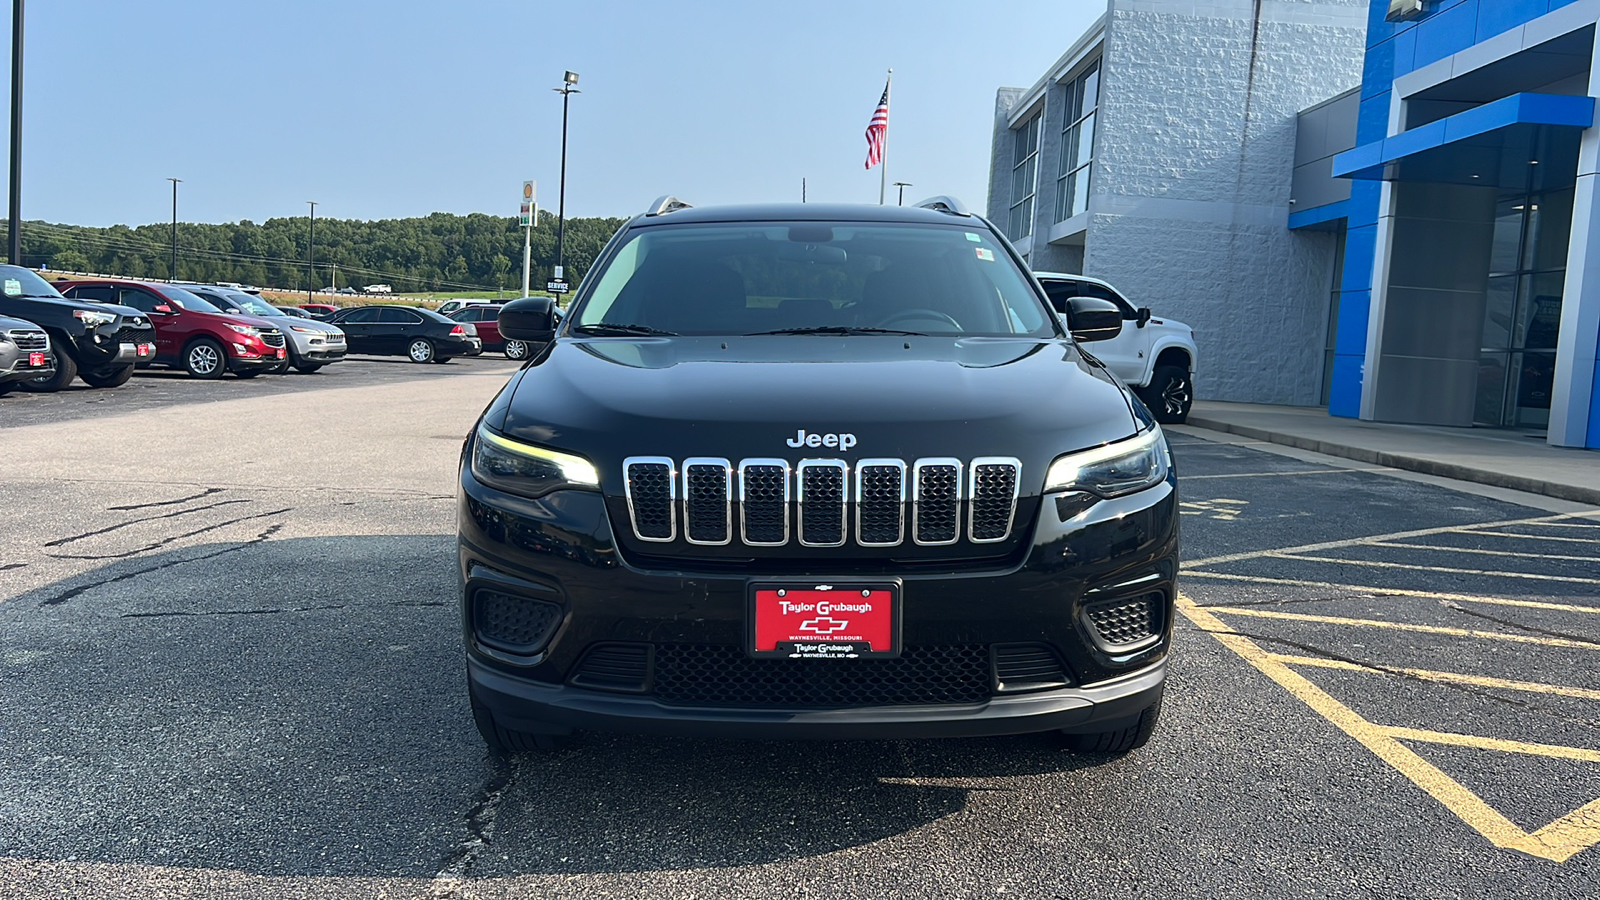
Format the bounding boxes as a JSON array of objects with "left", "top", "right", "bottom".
[
  {"left": 745, "top": 326, "right": 927, "bottom": 336},
  {"left": 572, "top": 323, "right": 678, "bottom": 336}
]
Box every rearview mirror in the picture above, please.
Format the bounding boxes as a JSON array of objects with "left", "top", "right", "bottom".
[
  {"left": 1064, "top": 296, "right": 1122, "bottom": 342},
  {"left": 499, "top": 296, "right": 557, "bottom": 343},
  {"left": 1137, "top": 307, "right": 1152, "bottom": 327}
]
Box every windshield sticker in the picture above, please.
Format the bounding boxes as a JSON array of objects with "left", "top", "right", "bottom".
[
  {"left": 965, "top": 232, "right": 983, "bottom": 242},
  {"left": 3, "top": 279, "right": 19, "bottom": 296},
  {"left": 975, "top": 247, "right": 995, "bottom": 262}
]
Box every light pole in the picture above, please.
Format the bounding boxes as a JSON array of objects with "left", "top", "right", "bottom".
[
  {"left": 7, "top": 0, "right": 23, "bottom": 265},
  {"left": 893, "top": 181, "right": 911, "bottom": 206},
  {"left": 552, "top": 71, "right": 579, "bottom": 289},
  {"left": 167, "top": 177, "right": 181, "bottom": 280},
  {"left": 306, "top": 201, "right": 317, "bottom": 301}
]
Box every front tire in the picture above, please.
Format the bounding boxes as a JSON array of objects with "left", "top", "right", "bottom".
[
  {"left": 1063, "top": 699, "right": 1162, "bottom": 754},
  {"left": 407, "top": 338, "right": 436, "bottom": 363},
  {"left": 504, "top": 340, "right": 530, "bottom": 360},
  {"left": 183, "top": 339, "right": 226, "bottom": 379},
  {"left": 1140, "top": 365, "right": 1193, "bottom": 424},
  {"left": 79, "top": 365, "right": 135, "bottom": 388},
  {"left": 18, "top": 345, "right": 76, "bottom": 392}
]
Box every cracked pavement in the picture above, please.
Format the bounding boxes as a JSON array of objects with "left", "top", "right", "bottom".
[{"left": 2, "top": 360, "right": 1599, "bottom": 897}]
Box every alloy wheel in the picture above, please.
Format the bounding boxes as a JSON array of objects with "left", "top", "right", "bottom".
[{"left": 189, "top": 345, "right": 221, "bottom": 376}]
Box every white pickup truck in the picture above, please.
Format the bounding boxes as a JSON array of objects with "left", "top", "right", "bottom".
[{"left": 1034, "top": 272, "right": 1198, "bottom": 424}]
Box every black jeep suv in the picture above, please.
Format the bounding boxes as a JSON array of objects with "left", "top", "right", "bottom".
[
  {"left": 459, "top": 197, "right": 1178, "bottom": 754},
  {"left": 0, "top": 265, "right": 154, "bottom": 391}
]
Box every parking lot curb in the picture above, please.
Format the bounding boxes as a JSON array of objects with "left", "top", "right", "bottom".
[{"left": 1185, "top": 415, "right": 1600, "bottom": 508}]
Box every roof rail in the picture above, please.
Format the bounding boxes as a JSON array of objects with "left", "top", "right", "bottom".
[
  {"left": 913, "top": 195, "right": 971, "bottom": 217},
  {"left": 645, "top": 195, "right": 693, "bottom": 217}
]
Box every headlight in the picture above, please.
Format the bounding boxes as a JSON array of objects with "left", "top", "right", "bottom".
[
  {"left": 471, "top": 423, "right": 600, "bottom": 498},
  {"left": 226, "top": 323, "right": 258, "bottom": 335},
  {"left": 72, "top": 309, "right": 116, "bottom": 327},
  {"left": 290, "top": 325, "right": 318, "bottom": 334},
  {"left": 1043, "top": 427, "right": 1169, "bottom": 498}
]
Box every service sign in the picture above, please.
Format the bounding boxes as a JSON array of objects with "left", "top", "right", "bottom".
[
  {"left": 749, "top": 582, "right": 900, "bottom": 659},
  {"left": 546, "top": 280, "right": 569, "bottom": 293}
]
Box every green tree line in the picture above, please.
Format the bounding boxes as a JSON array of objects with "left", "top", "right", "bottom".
[{"left": 7, "top": 210, "right": 625, "bottom": 293}]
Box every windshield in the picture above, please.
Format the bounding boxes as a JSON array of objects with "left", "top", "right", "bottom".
[
  {"left": 222, "top": 293, "right": 280, "bottom": 316},
  {"left": 0, "top": 265, "right": 67, "bottom": 299},
  {"left": 163, "top": 286, "right": 222, "bottom": 313},
  {"left": 573, "top": 221, "right": 1056, "bottom": 337}
]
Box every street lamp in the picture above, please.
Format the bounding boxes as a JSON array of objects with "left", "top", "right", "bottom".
[
  {"left": 552, "top": 70, "right": 580, "bottom": 289},
  {"left": 8, "top": 0, "right": 23, "bottom": 265},
  {"left": 306, "top": 201, "right": 317, "bottom": 301},
  {"left": 167, "top": 177, "right": 181, "bottom": 280},
  {"left": 892, "top": 181, "right": 912, "bottom": 206}
]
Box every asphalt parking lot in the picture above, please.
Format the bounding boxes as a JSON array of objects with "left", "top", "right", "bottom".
[{"left": 1, "top": 362, "right": 1597, "bottom": 898}]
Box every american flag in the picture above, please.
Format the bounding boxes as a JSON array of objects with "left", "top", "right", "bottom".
[{"left": 864, "top": 84, "right": 889, "bottom": 170}]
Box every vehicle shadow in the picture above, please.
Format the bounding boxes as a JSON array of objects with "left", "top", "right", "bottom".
[{"left": 0, "top": 534, "right": 1121, "bottom": 880}]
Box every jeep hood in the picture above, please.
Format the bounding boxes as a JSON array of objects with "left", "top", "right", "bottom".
[{"left": 492, "top": 336, "right": 1141, "bottom": 497}]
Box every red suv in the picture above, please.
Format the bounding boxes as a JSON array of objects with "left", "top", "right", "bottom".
[{"left": 58, "top": 280, "right": 287, "bottom": 378}]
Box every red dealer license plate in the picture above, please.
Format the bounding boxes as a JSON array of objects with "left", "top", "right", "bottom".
[
  {"left": 27, "top": 352, "right": 45, "bottom": 367},
  {"left": 749, "top": 582, "right": 900, "bottom": 659}
]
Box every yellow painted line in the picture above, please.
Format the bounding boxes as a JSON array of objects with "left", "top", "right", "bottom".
[
  {"left": 1178, "top": 594, "right": 1600, "bottom": 862},
  {"left": 1206, "top": 606, "right": 1600, "bottom": 651},
  {"left": 1268, "top": 552, "right": 1600, "bottom": 586},
  {"left": 1185, "top": 510, "right": 1600, "bottom": 568},
  {"left": 1181, "top": 467, "right": 1388, "bottom": 480},
  {"left": 1379, "top": 726, "right": 1600, "bottom": 764},
  {"left": 1376, "top": 542, "right": 1600, "bottom": 563},
  {"left": 1268, "top": 654, "right": 1600, "bottom": 701},
  {"left": 1179, "top": 571, "right": 1600, "bottom": 615},
  {"left": 1472, "top": 531, "right": 1600, "bottom": 545}
]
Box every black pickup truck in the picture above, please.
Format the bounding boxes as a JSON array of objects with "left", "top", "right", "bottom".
[
  {"left": 458, "top": 197, "right": 1178, "bottom": 756},
  {"left": 0, "top": 265, "right": 155, "bottom": 391}
]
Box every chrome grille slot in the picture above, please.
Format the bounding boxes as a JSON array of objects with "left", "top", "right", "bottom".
[
  {"left": 8, "top": 329, "right": 47, "bottom": 351},
  {"left": 912, "top": 459, "right": 961, "bottom": 546},
  {"left": 739, "top": 459, "right": 790, "bottom": 546},
  {"left": 683, "top": 458, "right": 732, "bottom": 545},
  {"left": 969, "top": 458, "right": 1021, "bottom": 543},
  {"left": 856, "top": 460, "right": 907, "bottom": 547},
  {"left": 624, "top": 457, "right": 676, "bottom": 542},
  {"left": 798, "top": 460, "right": 848, "bottom": 547}
]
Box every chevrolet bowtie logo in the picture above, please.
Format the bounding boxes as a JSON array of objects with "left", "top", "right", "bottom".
[{"left": 798, "top": 617, "right": 848, "bottom": 635}]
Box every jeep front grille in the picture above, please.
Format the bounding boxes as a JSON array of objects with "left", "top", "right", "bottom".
[{"left": 622, "top": 456, "right": 1021, "bottom": 548}]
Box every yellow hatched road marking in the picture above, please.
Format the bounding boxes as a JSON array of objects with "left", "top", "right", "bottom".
[
  {"left": 1378, "top": 726, "right": 1600, "bottom": 764},
  {"left": 1182, "top": 570, "right": 1600, "bottom": 615},
  {"left": 1268, "top": 654, "right": 1600, "bottom": 701},
  {"left": 1380, "top": 542, "right": 1600, "bottom": 563},
  {"left": 1206, "top": 606, "right": 1600, "bottom": 651},
  {"left": 1178, "top": 594, "right": 1600, "bottom": 862},
  {"left": 1185, "top": 510, "right": 1600, "bottom": 568},
  {"left": 1267, "top": 552, "right": 1600, "bottom": 586}
]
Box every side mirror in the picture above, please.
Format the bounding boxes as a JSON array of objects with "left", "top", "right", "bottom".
[
  {"left": 1137, "top": 307, "right": 1152, "bottom": 328},
  {"left": 1065, "top": 296, "right": 1122, "bottom": 342},
  {"left": 152, "top": 304, "right": 173, "bottom": 314},
  {"left": 499, "top": 296, "right": 557, "bottom": 343}
]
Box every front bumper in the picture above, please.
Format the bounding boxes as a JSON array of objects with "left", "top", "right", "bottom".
[
  {"left": 227, "top": 347, "right": 285, "bottom": 371},
  {"left": 0, "top": 349, "right": 55, "bottom": 383},
  {"left": 459, "top": 454, "right": 1179, "bottom": 739}
]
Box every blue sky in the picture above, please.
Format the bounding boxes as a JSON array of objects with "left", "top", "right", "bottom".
[{"left": 15, "top": 1, "right": 1100, "bottom": 226}]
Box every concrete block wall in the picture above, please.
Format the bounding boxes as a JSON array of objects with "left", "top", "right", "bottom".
[{"left": 1085, "top": 0, "right": 1368, "bottom": 405}]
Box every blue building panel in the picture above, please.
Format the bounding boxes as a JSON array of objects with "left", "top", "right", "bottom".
[
  {"left": 1475, "top": 0, "right": 1550, "bottom": 42},
  {"left": 1362, "top": 35, "right": 1396, "bottom": 98},
  {"left": 1329, "top": 354, "right": 1366, "bottom": 418},
  {"left": 1413, "top": 0, "right": 1480, "bottom": 70},
  {"left": 1589, "top": 363, "right": 1600, "bottom": 449},
  {"left": 1357, "top": 93, "right": 1392, "bottom": 144},
  {"left": 1334, "top": 290, "right": 1373, "bottom": 356},
  {"left": 1340, "top": 226, "right": 1378, "bottom": 293}
]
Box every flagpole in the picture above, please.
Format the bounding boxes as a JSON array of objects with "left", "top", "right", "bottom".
[{"left": 879, "top": 68, "right": 892, "bottom": 205}]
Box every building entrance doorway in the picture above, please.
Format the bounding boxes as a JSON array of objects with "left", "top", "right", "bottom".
[{"left": 1476, "top": 186, "right": 1573, "bottom": 429}]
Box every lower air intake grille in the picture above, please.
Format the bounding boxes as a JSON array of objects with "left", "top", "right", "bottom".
[
  {"left": 569, "top": 643, "right": 652, "bottom": 692},
  {"left": 1084, "top": 593, "right": 1163, "bottom": 647},
  {"left": 472, "top": 590, "right": 562, "bottom": 654},
  {"left": 992, "top": 643, "right": 1071, "bottom": 692},
  {"left": 652, "top": 643, "right": 992, "bottom": 708}
]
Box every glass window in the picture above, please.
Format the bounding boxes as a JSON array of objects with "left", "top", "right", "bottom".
[
  {"left": 339, "top": 307, "right": 382, "bottom": 323},
  {"left": 574, "top": 221, "right": 1055, "bottom": 338},
  {"left": 1056, "top": 62, "right": 1100, "bottom": 223},
  {"left": 1008, "top": 112, "right": 1041, "bottom": 241},
  {"left": 115, "top": 288, "right": 163, "bottom": 313},
  {"left": 66, "top": 285, "right": 116, "bottom": 304},
  {"left": 0, "top": 264, "right": 68, "bottom": 298},
  {"left": 379, "top": 308, "right": 422, "bottom": 324}
]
